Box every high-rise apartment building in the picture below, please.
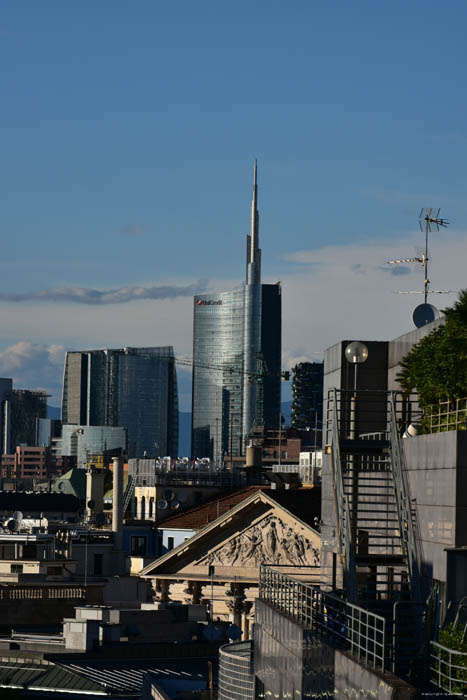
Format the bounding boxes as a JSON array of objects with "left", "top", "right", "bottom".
[
  {"left": 192, "top": 163, "right": 281, "bottom": 462},
  {"left": 291, "top": 362, "right": 324, "bottom": 432},
  {"left": 0, "top": 381, "right": 48, "bottom": 453},
  {"left": 61, "top": 347, "right": 178, "bottom": 458}
]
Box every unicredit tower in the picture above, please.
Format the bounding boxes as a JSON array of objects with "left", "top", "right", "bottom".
[{"left": 191, "top": 162, "right": 281, "bottom": 462}]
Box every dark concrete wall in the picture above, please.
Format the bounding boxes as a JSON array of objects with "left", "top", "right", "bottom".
[{"left": 323, "top": 340, "right": 389, "bottom": 442}]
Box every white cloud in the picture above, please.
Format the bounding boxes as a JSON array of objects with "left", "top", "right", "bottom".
[
  {"left": 278, "top": 230, "right": 467, "bottom": 369},
  {"left": 0, "top": 342, "right": 66, "bottom": 404},
  {"left": 0, "top": 280, "right": 208, "bottom": 304},
  {"left": 0, "top": 234, "right": 465, "bottom": 409}
]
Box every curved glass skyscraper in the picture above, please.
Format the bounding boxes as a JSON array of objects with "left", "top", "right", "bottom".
[{"left": 192, "top": 163, "right": 281, "bottom": 462}]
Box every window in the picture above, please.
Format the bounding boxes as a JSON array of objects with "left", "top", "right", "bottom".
[
  {"left": 131, "top": 536, "right": 147, "bottom": 557},
  {"left": 23, "top": 544, "right": 36, "bottom": 559},
  {"left": 167, "top": 536, "right": 174, "bottom": 551},
  {"left": 11, "top": 564, "right": 23, "bottom": 574},
  {"left": 93, "top": 553, "right": 103, "bottom": 576}
]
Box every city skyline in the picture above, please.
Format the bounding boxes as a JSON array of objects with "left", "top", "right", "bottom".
[{"left": 1, "top": 1, "right": 467, "bottom": 408}]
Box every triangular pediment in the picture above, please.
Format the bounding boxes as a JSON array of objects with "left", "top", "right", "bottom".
[
  {"left": 196, "top": 511, "right": 319, "bottom": 568},
  {"left": 140, "top": 490, "right": 320, "bottom": 580}
]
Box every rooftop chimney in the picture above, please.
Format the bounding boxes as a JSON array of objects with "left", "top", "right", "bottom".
[{"left": 112, "top": 455, "right": 124, "bottom": 552}]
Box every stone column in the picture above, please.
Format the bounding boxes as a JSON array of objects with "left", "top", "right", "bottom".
[
  {"left": 159, "top": 579, "right": 169, "bottom": 602},
  {"left": 191, "top": 581, "right": 201, "bottom": 605},
  {"left": 226, "top": 583, "right": 245, "bottom": 628},
  {"left": 241, "top": 601, "right": 253, "bottom": 640}
]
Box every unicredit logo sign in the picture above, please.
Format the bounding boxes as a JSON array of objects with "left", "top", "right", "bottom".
[{"left": 196, "top": 300, "right": 222, "bottom": 306}]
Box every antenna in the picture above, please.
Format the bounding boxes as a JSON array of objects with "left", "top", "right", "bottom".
[
  {"left": 387, "top": 208, "right": 455, "bottom": 325},
  {"left": 418, "top": 207, "right": 449, "bottom": 303}
]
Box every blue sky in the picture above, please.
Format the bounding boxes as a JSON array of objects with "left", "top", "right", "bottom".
[{"left": 1, "top": 0, "right": 467, "bottom": 408}]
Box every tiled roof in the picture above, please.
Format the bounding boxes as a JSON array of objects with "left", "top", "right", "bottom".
[
  {"left": 158, "top": 486, "right": 267, "bottom": 530},
  {"left": 158, "top": 485, "right": 322, "bottom": 531}
]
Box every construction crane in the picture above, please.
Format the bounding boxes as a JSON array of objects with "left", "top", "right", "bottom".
[{"left": 158, "top": 353, "right": 290, "bottom": 384}]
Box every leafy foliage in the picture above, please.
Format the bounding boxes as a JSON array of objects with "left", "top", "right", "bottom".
[
  {"left": 437, "top": 623, "right": 467, "bottom": 693},
  {"left": 397, "top": 290, "right": 467, "bottom": 408}
]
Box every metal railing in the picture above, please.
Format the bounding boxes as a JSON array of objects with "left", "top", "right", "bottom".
[
  {"left": 326, "top": 388, "right": 421, "bottom": 604},
  {"left": 424, "top": 397, "right": 467, "bottom": 434},
  {"left": 430, "top": 640, "right": 467, "bottom": 695},
  {"left": 219, "top": 641, "right": 254, "bottom": 700},
  {"left": 388, "top": 393, "right": 422, "bottom": 602},
  {"left": 122, "top": 474, "right": 135, "bottom": 515},
  {"left": 328, "top": 388, "right": 357, "bottom": 603},
  {"left": 260, "top": 565, "right": 387, "bottom": 671}
]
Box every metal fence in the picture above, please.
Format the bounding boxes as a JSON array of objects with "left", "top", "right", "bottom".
[
  {"left": 430, "top": 640, "right": 467, "bottom": 695},
  {"left": 259, "top": 566, "right": 387, "bottom": 671},
  {"left": 424, "top": 397, "right": 467, "bottom": 434},
  {"left": 218, "top": 641, "right": 254, "bottom": 700}
]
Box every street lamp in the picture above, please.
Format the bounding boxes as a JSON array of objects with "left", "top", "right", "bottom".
[
  {"left": 344, "top": 342, "right": 368, "bottom": 440},
  {"left": 345, "top": 342, "right": 368, "bottom": 546}
]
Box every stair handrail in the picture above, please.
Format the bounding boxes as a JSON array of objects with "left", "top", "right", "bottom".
[
  {"left": 329, "top": 388, "right": 357, "bottom": 602},
  {"left": 122, "top": 473, "right": 135, "bottom": 516},
  {"left": 388, "top": 392, "right": 422, "bottom": 602}
]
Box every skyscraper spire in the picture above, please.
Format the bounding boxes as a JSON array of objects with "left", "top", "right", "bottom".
[
  {"left": 250, "top": 159, "right": 260, "bottom": 265},
  {"left": 243, "top": 159, "right": 262, "bottom": 445}
]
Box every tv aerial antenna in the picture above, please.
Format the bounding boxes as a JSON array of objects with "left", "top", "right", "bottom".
[{"left": 387, "top": 208, "right": 456, "bottom": 327}]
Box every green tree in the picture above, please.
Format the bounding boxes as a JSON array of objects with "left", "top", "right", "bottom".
[{"left": 397, "top": 290, "right": 467, "bottom": 409}]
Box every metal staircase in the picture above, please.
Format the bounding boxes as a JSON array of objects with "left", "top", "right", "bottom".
[
  {"left": 328, "top": 389, "right": 421, "bottom": 605},
  {"left": 122, "top": 474, "right": 135, "bottom": 517}
]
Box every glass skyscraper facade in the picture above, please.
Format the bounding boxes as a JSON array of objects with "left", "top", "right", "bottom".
[
  {"left": 62, "top": 346, "right": 178, "bottom": 458},
  {"left": 191, "top": 163, "right": 281, "bottom": 462},
  {"left": 192, "top": 290, "right": 245, "bottom": 461}
]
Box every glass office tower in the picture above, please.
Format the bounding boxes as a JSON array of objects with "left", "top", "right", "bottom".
[
  {"left": 191, "top": 163, "right": 281, "bottom": 462},
  {"left": 62, "top": 346, "right": 178, "bottom": 458},
  {"left": 192, "top": 290, "right": 245, "bottom": 462}
]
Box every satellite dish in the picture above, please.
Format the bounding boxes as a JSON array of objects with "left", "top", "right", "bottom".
[
  {"left": 95, "top": 512, "right": 106, "bottom": 526},
  {"left": 171, "top": 500, "right": 180, "bottom": 510},
  {"left": 413, "top": 303, "right": 438, "bottom": 328},
  {"left": 226, "top": 624, "right": 242, "bottom": 641},
  {"left": 164, "top": 489, "right": 175, "bottom": 501},
  {"left": 202, "top": 624, "right": 223, "bottom": 641},
  {"left": 58, "top": 481, "right": 65, "bottom": 492},
  {"left": 7, "top": 519, "right": 16, "bottom": 532},
  {"left": 157, "top": 499, "right": 168, "bottom": 510},
  {"left": 87, "top": 499, "right": 96, "bottom": 510}
]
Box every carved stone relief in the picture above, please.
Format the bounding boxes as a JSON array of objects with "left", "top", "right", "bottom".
[{"left": 196, "top": 514, "right": 320, "bottom": 568}]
